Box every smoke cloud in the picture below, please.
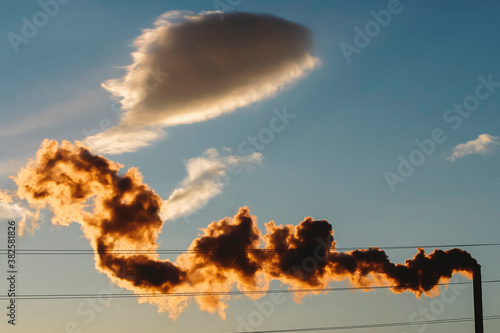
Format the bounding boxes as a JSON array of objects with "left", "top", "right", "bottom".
[
  {"left": 84, "top": 11, "right": 318, "bottom": 154},
  {"left": 14, "top": 141, "right": 478, "bottom": 319}
]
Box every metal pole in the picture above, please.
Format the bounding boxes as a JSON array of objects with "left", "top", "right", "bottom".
[{"left": 473, "top": 265, "right": 484, "bottom": 333}]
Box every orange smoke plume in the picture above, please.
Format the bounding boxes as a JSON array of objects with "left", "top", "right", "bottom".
[{"left": 14, "top": 140, "right": 479, "bottom": 319}]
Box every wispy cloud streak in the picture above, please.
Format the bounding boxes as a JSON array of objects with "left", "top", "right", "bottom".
[
  {"left": 448, "top": 133, "right": 500, "bottom": 161},
  {"left": 161, "top": 148, "right": 262, "bottom": 221}
]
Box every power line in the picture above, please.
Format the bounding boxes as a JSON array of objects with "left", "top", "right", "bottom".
[
  {"left": 2, "top": 279, "right": 499, "bottom": 301},
  {"left": 3, "top": 242, "right": 500, "bottom": 255},
  {"left": 227, "top": 315, "right": 500, "bottom": 333}
]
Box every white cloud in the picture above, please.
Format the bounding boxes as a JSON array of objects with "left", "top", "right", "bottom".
[
  {"left": 0, "top": 191, "right": 40, "bottom": 236},
  {"left": 447, "top": 133, "right": 500, "bottom": 162},
  {"left": 84, "top": 11, "right": 317, "bottom": 154},
  {"left": 83, "top": 126, "right": 165, "bottom": 155},
  {"left": 161, "top": 148, "right": 262, "bottom": 221}
]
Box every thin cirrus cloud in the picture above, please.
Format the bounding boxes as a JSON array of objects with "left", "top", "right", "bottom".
[
  {"left": 84, "top": 11, "right": 318, "bottom": 154},
  {"left": 0, "top": 89, "right": 105, "bottom": 138},
  {"left": 447, "top": 133, "right": 500, "bottom": 162}
]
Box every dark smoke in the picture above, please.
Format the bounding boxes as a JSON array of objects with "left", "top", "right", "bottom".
[{"left": 14, "top": 140, "right": 478, "bottom": 318}]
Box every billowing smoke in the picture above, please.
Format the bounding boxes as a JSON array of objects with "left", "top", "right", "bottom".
[
  {"left": 14, "top": 141, "right": 478, "bottom": 319},
  {"left": 84, "top": 11, "right": 318, "bottom": 154}
]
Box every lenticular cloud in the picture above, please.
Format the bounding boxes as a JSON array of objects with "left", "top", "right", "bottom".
[{"left": 84, "top": 11, "right": 318, "bottom": 154}]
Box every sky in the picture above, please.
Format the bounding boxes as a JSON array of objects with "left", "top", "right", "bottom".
[{"left": 1, "top": 0, "right": 500, "bottom": 332}]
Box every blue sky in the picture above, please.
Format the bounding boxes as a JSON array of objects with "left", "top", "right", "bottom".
[{"left": 1, "top": 1, "right": 499, "bottom": 332}]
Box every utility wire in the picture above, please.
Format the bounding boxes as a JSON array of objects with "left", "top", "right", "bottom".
[
  {"left": 227, "top": 315, "right": 500, "bottom": 333},
  {"left": 2, "top": 279, "right": 499, "bottom": 301},
  {"left": 3, "top": 242, "right": 500, "bottom": 255}
]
